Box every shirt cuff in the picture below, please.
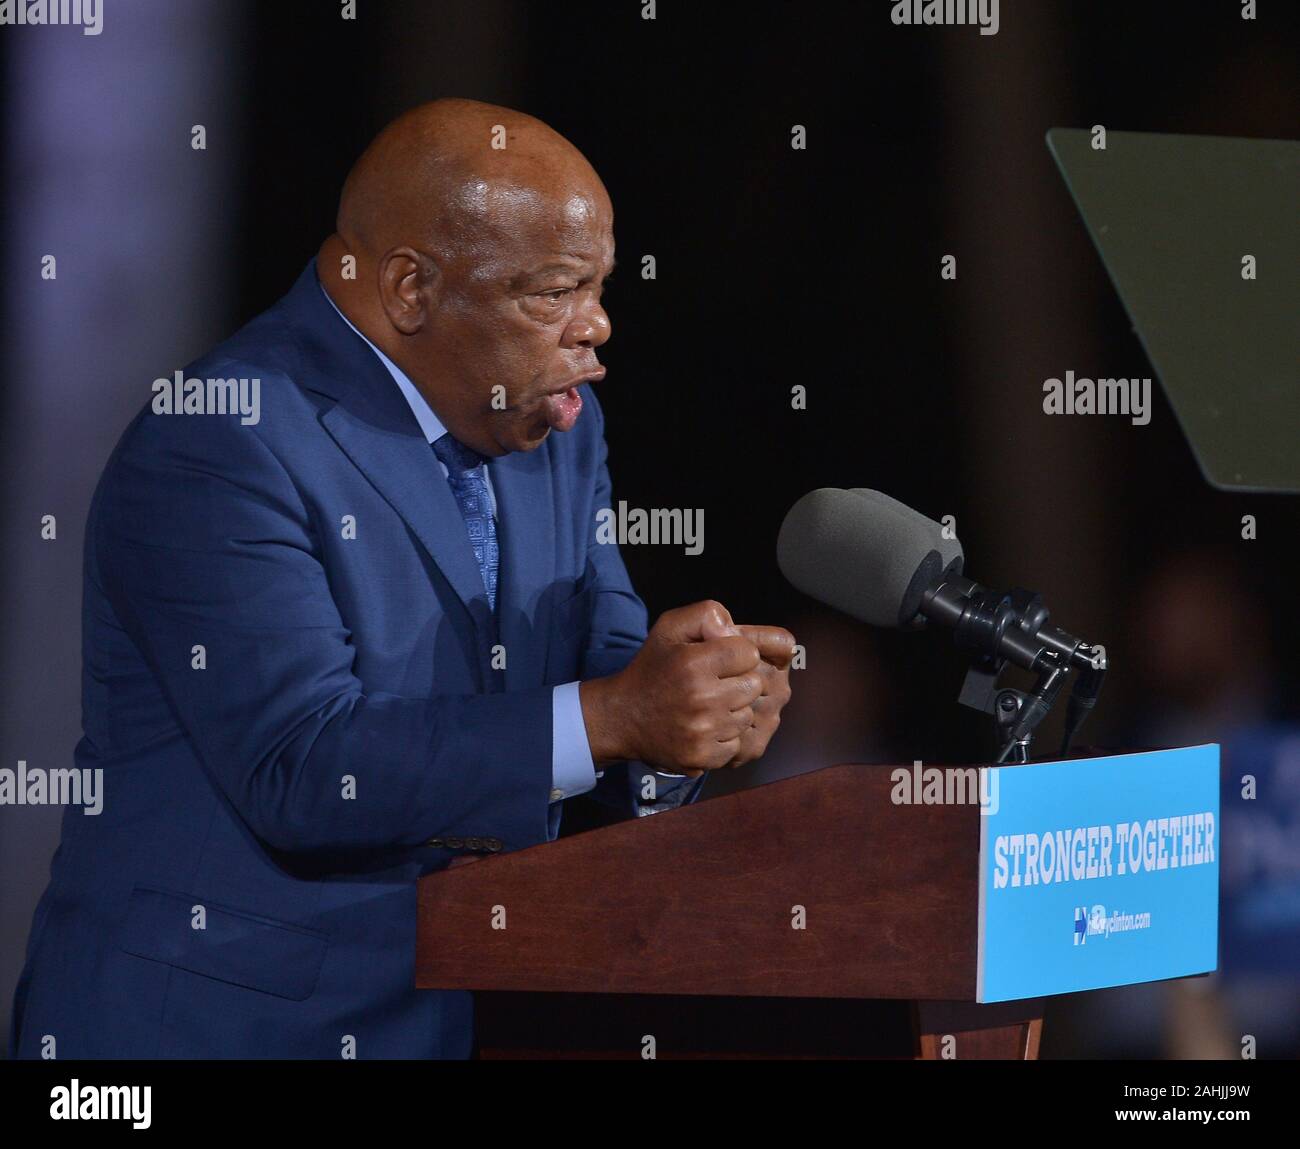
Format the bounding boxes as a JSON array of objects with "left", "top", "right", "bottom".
[{"left": 550, "top": 681, "right": 598, "bottom": 803}]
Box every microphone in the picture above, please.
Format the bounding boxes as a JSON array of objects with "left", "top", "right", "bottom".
[
  {"left": 777, "top": 487, "right": 1094, "bottom": 673},
  {"left": 775, "top": 487, "right": 964, "bottom": 630},
  {"left": 777, "top": 488, "right": 1106, "bottom": 758}
]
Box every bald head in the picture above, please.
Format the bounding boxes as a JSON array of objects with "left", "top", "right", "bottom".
[
  {"left": 318, "top": 98, "right": 616, "bottom": 459},
  {"left": 335, "top": 98, "right": 608, "bottom": 268}
]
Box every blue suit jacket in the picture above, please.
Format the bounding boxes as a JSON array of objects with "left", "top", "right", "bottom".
[{"left": 11, "top": 261, "right": 685, "bottom": 1059}]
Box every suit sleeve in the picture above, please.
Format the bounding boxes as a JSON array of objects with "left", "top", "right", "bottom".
[
  {"left": 98, "top": 413, "right": 553, "bottom": 855},
  {"left": 575, "top": 394, "right": 706, "bottom": 815}
]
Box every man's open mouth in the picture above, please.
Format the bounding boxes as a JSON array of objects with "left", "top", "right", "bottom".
[
  {"left": 541, "top": 385, "right": 584, "bottom": 431},
  {"left": 539, "top": 368, "right": 604, "bottom": 432}
]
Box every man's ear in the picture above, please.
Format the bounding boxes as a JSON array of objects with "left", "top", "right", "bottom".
[{"left": 377, "top": 246, "right": 438, "bottom": 334}]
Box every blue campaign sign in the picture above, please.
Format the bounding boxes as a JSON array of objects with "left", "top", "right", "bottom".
[{"left": 976, "top": 746, "right": 1220, "bottom": 1003}]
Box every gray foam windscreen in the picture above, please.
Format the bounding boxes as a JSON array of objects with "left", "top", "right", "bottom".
[
  {"left": 776, "top": 488, "right": 963, "bottom": 627},
  {"left": 848, "top": 488, "right": 963, "bottom": 573}
]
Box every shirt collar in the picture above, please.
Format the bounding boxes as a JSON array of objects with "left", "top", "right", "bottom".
[{"left": 319, "top": 283, "right": 446, "bottom": 445}]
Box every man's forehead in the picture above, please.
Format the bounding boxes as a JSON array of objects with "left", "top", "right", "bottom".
[
  {"left": 452, "top": 168, "right": 609, "bottom": 225},
  {"left": 454, "top": 177, "right": 613, "bottom": 273}
]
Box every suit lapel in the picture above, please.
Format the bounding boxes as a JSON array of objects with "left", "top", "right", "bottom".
[
  {"left": 284, "top": 261, "right": 497, "bottom": 652},
  {"left": 319, "top": 404, "right": 496, "bottom": 636}
]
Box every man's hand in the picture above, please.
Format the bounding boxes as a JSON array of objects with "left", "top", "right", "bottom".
[
  {"left": 721, "top": 623, "right": 795, "bottom": 768},
  {"left": 581, "top": 600, "right": 769, "bottom": 775}
]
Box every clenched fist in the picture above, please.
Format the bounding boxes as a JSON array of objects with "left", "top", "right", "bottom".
[
  {"left": 580, "top": 600, "right": 794, "bottom": 776},
  {"left": 724, "top": 623, "right": 795, "bottom": 769}
]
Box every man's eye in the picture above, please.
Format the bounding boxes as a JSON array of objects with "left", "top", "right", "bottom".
[{"left": 538, "top": 288, "right": 573, "bottom": 301}]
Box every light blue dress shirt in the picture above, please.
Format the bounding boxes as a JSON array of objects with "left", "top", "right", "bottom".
[{"left": 321, "top": 287, "right": 597, "bottom": 804}]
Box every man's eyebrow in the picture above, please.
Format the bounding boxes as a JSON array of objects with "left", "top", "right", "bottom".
[
  {"left": 527, "top": 262, "right": 583, "bottom": 277},
  {"left": 516, "top": 257, "right": 617, "bottom": 283}
]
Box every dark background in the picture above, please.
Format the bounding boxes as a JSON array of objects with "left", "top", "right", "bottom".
[{"left": 2, "top": 0, "right": 1297, "bottom": 1058}]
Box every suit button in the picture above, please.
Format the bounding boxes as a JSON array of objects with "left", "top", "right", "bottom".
[
  {"left": 466, "top": 837, "right": 483, "bottom": 851},
  {"left": 425, "top": 837, "right": 444, "bottom": 848},
  {"left": 550, "top": 788, "right": 564, "bottom": 802},
  {"left": 486, "top": 838, "right": 503, "bottom": 852},
  {"left": 446, "top": 836, "right": 464, "bottom": 849}
]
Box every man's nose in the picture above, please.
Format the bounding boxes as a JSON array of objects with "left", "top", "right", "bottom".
[{"left": 563, "top": 299, "right": 611, "bottom": 349}]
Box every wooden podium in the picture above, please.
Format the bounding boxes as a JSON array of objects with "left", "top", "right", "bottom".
[{"left": 415, "top": 762, "right": 1043, "bottom": 1059}]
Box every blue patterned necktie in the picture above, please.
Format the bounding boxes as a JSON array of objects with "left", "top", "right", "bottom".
[{"left": 432, "top": 433, "right": 499, "bottom": 610}]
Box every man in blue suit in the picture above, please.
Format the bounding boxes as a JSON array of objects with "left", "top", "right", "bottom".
[{"left": 10, "top": 99, "right": 793, "bottom": 1059}]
